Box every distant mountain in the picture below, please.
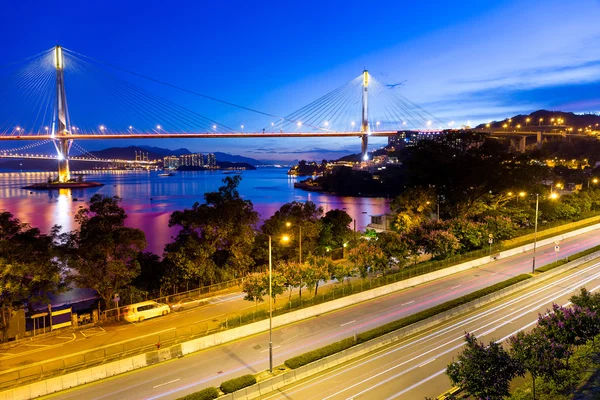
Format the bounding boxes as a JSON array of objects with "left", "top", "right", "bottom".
[
  {"left": 137, "top": 145, "right": 191, "bottom": 157},
  {"left": 476, "top": 110, "right": 600, "bottom": 130},
  {"left": 212, "top": 152, "right": 264, "bottom": 166}
]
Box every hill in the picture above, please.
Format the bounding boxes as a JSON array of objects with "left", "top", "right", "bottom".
[{"left": 477, "top": 110, "right": 600, "bottom": 130}]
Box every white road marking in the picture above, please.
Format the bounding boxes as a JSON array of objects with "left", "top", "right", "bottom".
[
  {"left": 340, "top": 320, "right": 356, "bottom": 327},
  {"left": 152, "top": 378, "right": 180, "bottom": 389},
  {"left": 194, "top": 314, "right": 224, "bottom": 324},
  {"left": 418, "top": 358, "right": 436, "bottom": 368},
  {"left": 450, "top": 285, "right": 461, "bottom": 290},
  {"left": 401, "top": 300, "right": 414, "bottom": 306},
  {"left": 260, "top": 345, "right": 280, "bottom": 353}
]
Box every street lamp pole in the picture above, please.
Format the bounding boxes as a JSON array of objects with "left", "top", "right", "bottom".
[
  {"left": 268, "top": 235, "right": 273, "bottom": 373},
  {"left": 532, "top": 194, "right": 539, "bottom": 273},
  {"left": 299, "top": 226, "right": 302, "bottom": 265}
]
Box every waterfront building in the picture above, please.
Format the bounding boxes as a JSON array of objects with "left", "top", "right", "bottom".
[
  {"left": 206, "top": 153, "right": 216, "bottom": 167},
  {"left": 180, "top": 153, "right": 205, "bottom": 167},
  {"left": 163, "top": 155, "right": 179, "bottom": 169}
]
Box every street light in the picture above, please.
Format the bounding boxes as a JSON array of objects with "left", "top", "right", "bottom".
[
  {"left": 267, "top": 235, "right": 273, "bottom": 373},
  {"left": 539, "top": 118, "right": 543, "bottom": 126},
  {"left": 532, "top": 192, "right": 559, "bottom": 273}
]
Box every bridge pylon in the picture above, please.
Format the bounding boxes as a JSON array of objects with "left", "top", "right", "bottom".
[
  {"left": 360, "top": 70, "right": 369, "bottom": 161},
  {"left": 53, "top": 46, "right": 72, "bottom": 182}
]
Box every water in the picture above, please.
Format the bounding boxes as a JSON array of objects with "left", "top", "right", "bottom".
[{"left": 0, "top": 168, "right": 390, "bottom": 255}]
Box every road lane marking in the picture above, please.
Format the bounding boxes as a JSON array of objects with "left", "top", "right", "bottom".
[
  {"left": 385, "top": 369, "right": 446, "bottom": 400},
  {"left": 401, "top": 301, "right": 414, "bottom": 306},
  {"left": 153, "top": 378, "right": 180, "bottom": 389},
  {"left": 340, "top": 320, "right": 356, "bottom": 327},
  {"left": 450, "top": 285, "right": 461, "bottom": 290},
  {"left": 260, "top": 345, "right": 280, "bottom": 353},
  {"left": 418, "top": 358, "right": 436, "bottom": 367}
]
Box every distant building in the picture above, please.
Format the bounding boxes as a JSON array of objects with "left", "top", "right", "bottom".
[
  {"left": 163, "top": 156, "right": 179, "bottom": 169},
  {"left": 388, "top": 131, "right": 445, "bottom": 149},
  {"left": 206, "top": 153, "right": 216, "bottom": 167},
  {"left": 179, "top": 153, "right": 205, "bottom": 167}
]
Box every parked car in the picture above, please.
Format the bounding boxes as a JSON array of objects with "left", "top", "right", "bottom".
[
  {"left": 123, "top": 301, "right": 170, "bottom": 323},
  {"left": 168, "top": 297, "right": 207, "bottom": 312}
]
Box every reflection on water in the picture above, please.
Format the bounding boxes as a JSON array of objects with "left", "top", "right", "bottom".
[{"left": 0, "top": 169, "right": 390, "bottom": 254}]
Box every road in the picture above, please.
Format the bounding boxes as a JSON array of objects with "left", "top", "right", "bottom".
[
  {"left": 3, "top": 225, "right": 599, "bottom": 373},
  {"left": 40, "top": 229, "right": 600, "bottom": 400},
  {"left": 255, "top": 257, "right": 600, "bottom": 400}
]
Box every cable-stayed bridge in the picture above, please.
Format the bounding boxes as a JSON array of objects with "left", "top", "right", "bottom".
[{"left": 0, "top": 46, "right": 442, "bottom": 182}]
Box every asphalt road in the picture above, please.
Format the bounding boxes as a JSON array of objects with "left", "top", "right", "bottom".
[
  {"left": 255, "top": 258, "right": 600, "bottom": 400},
  {"left": 40, "top": 229, "right": 600, "bottom": 400},
  {"left": 3, "top": 226, "right": 599, "bottom": 372}
]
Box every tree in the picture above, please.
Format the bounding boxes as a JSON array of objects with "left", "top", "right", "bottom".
[
  {"left": 242, "top": 272, "right": 266, "bottom": 312},
  {"left": 422, "top": 230, "right": 461, "bottom": 259},
  {"left": 333, "top": 263, "right": 356, "bottom": 285},
  {"left": 537, "top": 303, "right": 600, "bottom": 348},
  {"left": 0, "top": 213, "right": 65, "bottom": 339},
  {"left": 447, "top": 218, "right": 485, "bottom": 252},
  {"left": 390, "top": 188, "right": 434, "bottom": 233},
  {"left": 131, "top": 252, "right": 166, "bottom": 295},
  {"left": 320, "top": 209, "right": 353, "bottom": 249},
  {"left": 260, "top": 201, "right": 323, "bottom": 262},
  {"left": 347, "top": 240, "right": 388, "bottom": 278},
  {"left": 167, "top": 176, "right": 259, "bottom": 284},
  {"left": 263, "top": 270, "right": 286, "bottom": 308},
  {"left": 447, "top": 333, "right": 523, "bottom": 400},
  {"left": 509, "top": 328, "right": 571, "bottom": 399},
  {"left": 67, "top": 195, "right": 146, "bottom": 309},
  {"left": 304, "top": 255, "right": 333, "bottom": 296},
  {"left": 570, "top": 287, "right": 600, "bottom": 314},
  {"left": 277, "top": 260, "right": 304, "bottom": 300},
  {"left": 374, "top": 231, "right": 409, "bottom": 268}
]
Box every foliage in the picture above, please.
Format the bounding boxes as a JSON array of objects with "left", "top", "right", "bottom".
[
  {"left": 278, "top": 260, "right": 305, "bottom": 299},
  {"left": 570, "top": 287, "right": 600, "bottom": 314},
  {"left": 346, "top": 240, "right": 388, "bottom": 277},
  {"left": 447, "top": 333, "right": 523, "bottom": 400},
  {"left": 166, "top": 176, "right": 259, "bottom": 287},
  {"left": 0, "top": 213, "right": 65, "bottom": 337},
  {"left": 284, "top": 274, "right": 531, "bottom": 369},
  {"left": 260, "top": 201, "right": 323, "bottom": 262},
  {"left": 333, "top": 262, "right": 356, "bottom": 285},
  {"left": 66, "top": 195, "right": 146, "bottom": 309},
  {"left": 176, "top": 387, "right": 219, "bottom": 400},
  {"left": 421, "top": 230, "right": 461, "bottom": 259},
  {"left": 304, "top": 255, "right": 333, "bottom": 296},
  {"left": 242, "top": 272, "right": 266, "bottom": 308},
  {"left": 537, "top": 304, "right": 599, "bottom": 347},
  {"left": 390, "top": 187, "right": 434, "bottom": 233},
  {"left": 219, "top": 374, "right": 257, "bottom": 394},
  {"left": 320, "top": 209, "right": 353, "bottom": 248},
  {"left": 374, "top": 231, "right": 409, "bottom": 266}
]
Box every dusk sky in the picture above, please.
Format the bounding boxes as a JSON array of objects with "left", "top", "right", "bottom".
[{"left": 2, "top": 0, "right": 600, "bottom": 161}]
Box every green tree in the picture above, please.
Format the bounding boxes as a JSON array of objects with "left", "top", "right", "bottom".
[
  {"left": 447, "top": 218, "right": 485, "bottom": 252},
  {"left": 262, "top": 270, "right": 286, "bottom": 308},
  {"left": 319, "top": 209, "right": 353, "bottom": 248},
  {"left": 347, "top": 240, "right": 388, "bottom": 278},
  {"left": 242, "top": 272, "right": 266, "bottom": 312},
  {"left": 277, "top": 260, "right": 304, "bottom": 300},
  {"left": 447, "top": 333, "right": 523, "bottom": 400},
  {"left": 167, "top": 176, "right": 259, "bottom": 284},
  {"left": 390, "top": 188, "right": 434, "bottom": 233},
  {"left": 260, "top": 201, "right": 323, "bottom": 262},
  {"left": 422, "top": 230, "right": 461, "bottom": 259},
  {"left": 375, "top": 231, "right": 409, "bottom": 268},
  {"left": 304, "top": 255, "right": 333, "bottom": 296},
  {"left": 509, "top": 328, "right": 571, "bottom": 399},
  {"left": 570, "top": 287, "right": 600, "bottom": 314},
  {"left": 67, "top": 195, "right": 146, "bottom": 309},
  {"left": 0, "top": 213, "right": 65, "bottom": 339},
  {"left": 333, "top": 263, "right": 356, "bottom": 285}
]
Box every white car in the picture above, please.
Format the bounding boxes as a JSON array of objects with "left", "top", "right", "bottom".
[{"left": 123, "top": 301, "right": 170, "bottom": 323}]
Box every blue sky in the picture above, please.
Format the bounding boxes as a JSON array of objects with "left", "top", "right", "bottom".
[{"left": 1, "top": 0, "right": 600, "bottom": 161}]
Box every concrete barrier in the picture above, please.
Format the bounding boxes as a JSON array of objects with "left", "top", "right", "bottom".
[{"left": 2, "top": 225, "right": 599, "bottom": 400}]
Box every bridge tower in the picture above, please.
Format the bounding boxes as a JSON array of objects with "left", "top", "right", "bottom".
[
  {"left": 360, "top": 70, "right": 370, "bottom": 161},
  {"left": 53, "top": 46, "right": 72, "bottom": 182}
]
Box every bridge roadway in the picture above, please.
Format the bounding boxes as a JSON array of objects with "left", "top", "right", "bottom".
[
  {"left": 0, "top": 154, "right": 156, "bottom": 164},
  {"left": 38, "top": 228, "right": 600, "bottom": 400},
  {"left": 0, "top": 131, "right": 396, "bottom": 140},
  {"left": 256, "top": 257, "right": 600, "bottom": 400}
]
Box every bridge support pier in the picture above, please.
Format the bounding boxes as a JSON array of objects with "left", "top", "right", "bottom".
[
  {"left": 361, "top": 135, "right": 369, "bottom": 161},
  {"left": 56, "top": 138, "right": 72, "bottom": 182},
  {"left": 536, "top": 131, "right": 542, "bottom": 149}
]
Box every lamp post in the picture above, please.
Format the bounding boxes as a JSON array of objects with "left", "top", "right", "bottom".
[
  {"left": 268, "top": 235, "right": 273, "bottom": 373},
  {"left": 532, "top": 194, "right": 539, "bottom": 273}
]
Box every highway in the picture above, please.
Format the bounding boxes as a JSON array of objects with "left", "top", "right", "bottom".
[
  {"left": 4, "top": 225, "right": 600, "bottom": 372},
  {"left": 256, "top": 257, "right": 600, "bottom": 400},
  {"left": 41, "top": 228, "right": 600, "bottom": 400}
]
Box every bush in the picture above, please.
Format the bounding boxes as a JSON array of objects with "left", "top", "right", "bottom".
[
  {"left": 536, "top": 244, "right": 600, "bottom": 273},
  {"left": 285, "top": 274, "right": 531, "bottom": 369},
  {"left": 176, "top": 387, "right": 219, "bottom": 400},
  {"left": 220, "top": 374, "right": 257, "bottom": 394}
]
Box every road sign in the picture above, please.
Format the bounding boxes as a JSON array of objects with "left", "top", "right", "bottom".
[
  {"left": 489, "top": 234, "right": 493, "bottom": 238},
  {"left": 113, "top": 293, "right": 120, "bottom": 303},
  {"left": 555, "top": 246, "right": 560, "bottom": 252},
  {"left": 555, "top": 240, "right": 560, "bottom": 246},
  {"left": 488, "top": 237, "right": 493, "bottom": 244}
]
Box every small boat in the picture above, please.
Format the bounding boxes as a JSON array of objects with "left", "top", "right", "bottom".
[{"left": 158, "top": 172, "right": 174, "bottom": 177}]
